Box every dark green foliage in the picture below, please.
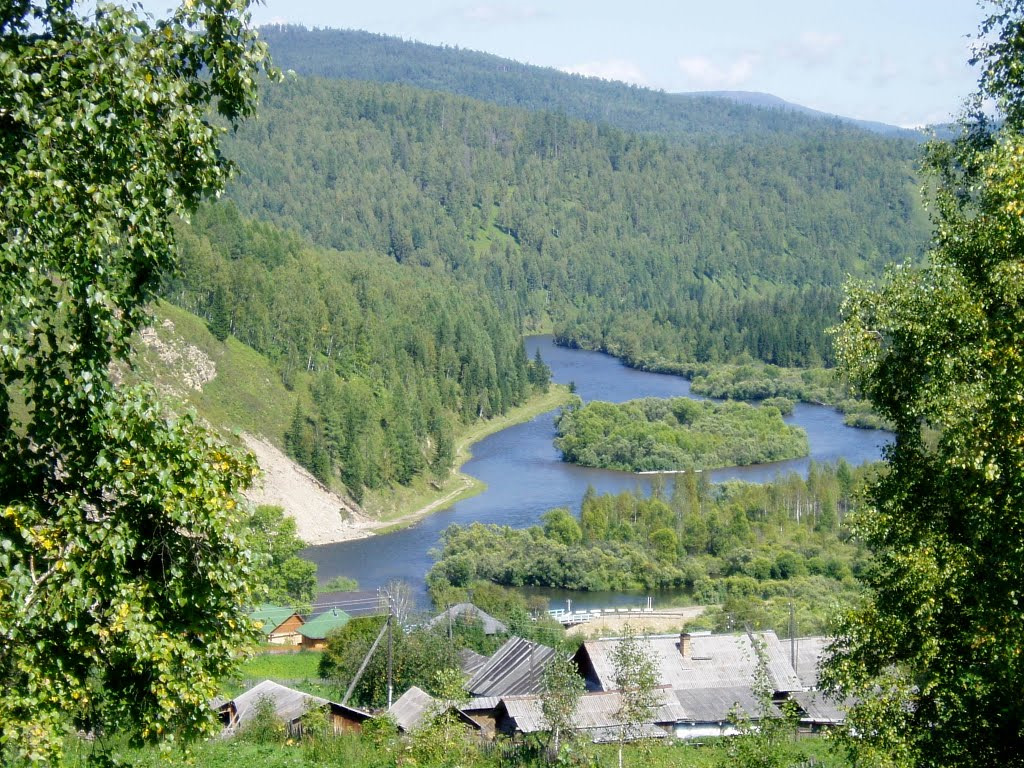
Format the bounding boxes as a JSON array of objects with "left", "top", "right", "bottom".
[
  {"left": 822, "top": 4, "right": 1024, "bottom": 765},
  {"left": 0, "top": 0, "right": 272, "bottom": 760},
  {"left": 218, "top": 74, "right": 929, "bottom": 368},
  {"left": 318, "top": 619, "right": 459, "bottom": 709},
  {"left": 429, "top": 463, "right": 875, "bottom": 635},
  {"left": 237, "top": 698, "right": 287, "bottom": 746},
  {"left": 165, "top": 205, "right": 538, "bottom": 496},
  {"left": 554, "top": 397, "right": 808, "bottom": 471},
  {"left": 249, "top": 506, "right": 318, "bottom": 611}
]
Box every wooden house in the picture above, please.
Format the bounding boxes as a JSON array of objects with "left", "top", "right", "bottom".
[
  {"left": 297, "top": 607, "right": 351, "bottom": 650},
  {"left": 427, "top": 603, "right": 509, "bottom": 636},
  {"left": 465, "top": 636, "right": 556, "bottom": 697},
  {"left": 573, "top": 630, "right": 804, "bottom": 739},
  {"left": 249, "top": 604, "right": 304, "bottom": 646},
  {"left": 494, "top": 687, "right": 686, "bottom": 743},
  {"left": 387, "top": 686, "right": 483, "bottom": 734},
  {"left": 218, "top": 680, "right": 371, "bottom": 736}
]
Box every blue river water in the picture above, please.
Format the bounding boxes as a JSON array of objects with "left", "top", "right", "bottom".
[{"left": 303, "top": 336, "right": 890, "bottom": 604}]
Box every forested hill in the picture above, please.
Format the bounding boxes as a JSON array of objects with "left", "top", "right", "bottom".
[
  {"left": 166, "top": 205, "right": 543, "bottom": 502},
  {"left": 258, "top": 25, "right": 912, "bottom": 141},
  {"left": 222, "top": 76, "right": 930, "bottom": 366}
]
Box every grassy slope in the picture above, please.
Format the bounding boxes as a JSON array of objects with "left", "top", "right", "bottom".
[
  {"left": 131, "top": 301, "right": 570, "bottom": 526},
  {"left": 131, "top": 300, "right": 297, "bottom": 444}
]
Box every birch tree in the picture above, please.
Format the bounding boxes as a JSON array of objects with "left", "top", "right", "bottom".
[{"left": 0, "top": 1, "right": 273, "bottom": 762}]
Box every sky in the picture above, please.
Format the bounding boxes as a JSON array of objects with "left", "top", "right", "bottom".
[{"left": 147, "top": 1, "right": 990, "bottom": 128}]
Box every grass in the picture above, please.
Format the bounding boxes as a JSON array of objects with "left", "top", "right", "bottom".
[
  {"left": 131, "top": 300, "right": 297, "bottom": 444},
  {"left": 223, "top": 650, "right": 341, "bottom": 700},
  {"left": 55, "top": 731, "right": 850, "bottom": 768},
  {"left": 239, "top": 651, "right": 323, "bottom": 681}
]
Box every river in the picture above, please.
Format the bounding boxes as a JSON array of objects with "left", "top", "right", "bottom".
[{"left": 303, "top": 336, "right": 890, "bottom": 605}]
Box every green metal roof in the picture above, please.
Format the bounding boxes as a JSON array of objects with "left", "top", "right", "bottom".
[
  {"left": 298, "top": 608, "right": 351, "bottom": 640},
  {"left": 249, "top": 604, "right": 300, "bottom": 635}
]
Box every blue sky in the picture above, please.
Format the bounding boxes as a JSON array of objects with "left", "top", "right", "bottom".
[{"left": 146, "top": 1, "right": 989, "bottom": 128}]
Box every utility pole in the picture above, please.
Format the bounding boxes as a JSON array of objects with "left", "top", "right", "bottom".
[
  {"left": 387, "top": 591, "right": 395, "bottom": 709},
  {"left": 342, "top": 618, "right": 389, "bottom": 706}
]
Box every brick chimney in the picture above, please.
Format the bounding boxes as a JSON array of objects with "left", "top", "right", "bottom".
[{"left": 679, "top": 632, "right": 692, "bottom": 658}]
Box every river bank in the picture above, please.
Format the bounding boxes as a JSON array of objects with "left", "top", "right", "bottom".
[
  {"left": 303, "top": 337, "right": 889, "bottom": 593},
  {"left": 363, "top": 384, "right": 573, "bottom": 534}
]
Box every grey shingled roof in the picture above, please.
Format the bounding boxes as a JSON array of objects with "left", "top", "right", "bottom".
[
  {"left": 388, "top": 686, "right": 484, "bottom": 732},
  {"left": 501, "top": 686, "right": 686, "bottom": 734},
  {"left": 579, "top": 631, "right": 803, "bottom": 695},
  {"left": 388, "top": 686, "right": 435, "bottom": 732},
  {"left": 791, "top": 636, "right": 830, "bottom": 689},
  {"left": 465, "top": 637, "right": 557, "bottom": 697},
  {"left": 223, "top": 680, "right": 328, "bottom": 729},
  {"left": 789, "top": 690, "right": 848, "bottom": 725},
  {"left": 673, "top": 685, "right": 766, "bottom": 723},
  {"left": 463, "top": 696, "right": 502, "bottom": 712},
  {"left": 458, "top": 647, "right": 489, "bottom": 677},
  {"left": 427, "top": 603, "right": 509, "bottom": 635}
]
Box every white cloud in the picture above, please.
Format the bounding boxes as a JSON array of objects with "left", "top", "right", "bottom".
[
  {"left": 560, "top": 59, "right": 649, "bottom": 87},
  {"left": 462, "top": 5, "right": 545, "bottom": 23},
  {"left": 676, "top": 53, "right": 758, "bottom": 90}
]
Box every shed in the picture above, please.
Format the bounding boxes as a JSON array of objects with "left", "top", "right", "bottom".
[
  {"left": 427, "top": 603, "right": 509, "bottom": 635},
  {"left": 218, "top": 680, "right": 370, "bottom": 736},
  {"left": 462, "top": 696, "right": 503, "bottom": 736},
  {"left": 465, "top": 637, "right": 557, "bottom": 697},
  {"left": 387, "top": 686, "right": 483, "bottom": 733},
  {"left": 249, "top": 604, "right": 304, "bottom": 645},
  {"left": 497, "top": 687, "right": 685, "bottom": 743},
  {"left": 297, "top": 607, "right": 351, "bottom": 650},
  {"left": 788, "top": 690, "right": 848, "bottom": 731}
]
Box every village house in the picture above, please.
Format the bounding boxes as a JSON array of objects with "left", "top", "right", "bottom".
[
  {"left": 387, "top": 685, "right": 483, "bottom": 734},
  {"left": 297, "top": 607, "right": 351, "bottom": 650},
  {"left": 785, "top": 635, "right": 848, "bottom": 731},
  {"left": 457, "top": 647, "right": 489, "bottom": 678},
  {"left": 427, "top": 603, "right": 509, "bottom": 636},
  {"left": 465, "top": 636, "right": 556, "bottom": 698},
  {"left": 249, "top": 604, "right": 304, "bottom": 645},
  {"left": 573, "top": 630, "right": 805, "bottom": 739},
  {"left": 218, "top": 680, "right": 371, "bottom": 737},
  {"left": 494, "top": 686, "right": 686, "bottom": 743}
]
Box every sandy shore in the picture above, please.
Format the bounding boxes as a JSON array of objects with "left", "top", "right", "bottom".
[
  {"left": 242, "top": 387, "right": 571, "bottom": 546},
  {"left": 241, "top": 433, "right": 476, "bottom": 545},
  {"left": 241, "top": 433, "right": 376, "bottom": 545}
]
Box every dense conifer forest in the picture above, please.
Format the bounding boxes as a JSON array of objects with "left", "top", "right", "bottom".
[
  {"left": 258, "top": 26, "right": 919, "bottom": 140},
  {"left": 218, "top": 64, "right": 930, "bottom": 369},
  {"left": 156, "top": 27, "right": 936, "bottom": 497},
  {"left": 167, "top": 205, "right": 545, "bottom": 498}
]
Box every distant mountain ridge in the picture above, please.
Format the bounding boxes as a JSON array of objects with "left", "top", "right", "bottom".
[
  {"left": 684, "top": 91, "right": 922, "bottom": 138},
  {"left": 258, "top": 25, "right": 916, "bottom": 142}
]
